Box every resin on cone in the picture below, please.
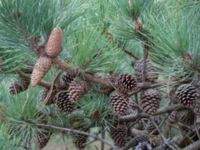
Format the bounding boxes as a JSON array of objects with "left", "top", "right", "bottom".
[
  {"left": 31, "top": 56, "right": 52, "bottom": 87},
  {"left": 45, "top": 27, "right": 62, "bottom": 58},
  {"left": 140, "top": 89, "right": 160, "bottom": 115},
  {"left": 109, "top": 90, "right": 129, "bottom": 116},
  {"left": 116, "top": 73, "right": 138, "bottom": 94}
]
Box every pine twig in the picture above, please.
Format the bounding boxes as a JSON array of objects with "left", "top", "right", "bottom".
[
  {"left": 119, "top": 104, "right": 188, "bottom": 122},
  {"left": 23, "top": 120, "right": 115, "bottom": 149}
]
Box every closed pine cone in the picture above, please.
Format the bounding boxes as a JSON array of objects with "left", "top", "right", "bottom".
[
  {"left": 68, "top": 78, "right": 89, "bottom": 101},
  {"left": 109, "top": 123, "right": 127, "bottom": 148},
  {"left": 9, "top": 79, "right": 29, "bottom": 95},
  {"left": 109, "top": 90, "right": 129, "bottom": 116},
  {"left": 134, "top": 58, "right": 158, "bottom": 82},
  {"left": 55, "top": 90, "right": 75, "bottom": 113},
  {"left": 57, "top": 73, "right": 74, "bottom": 89},
  {"left": 132, "top": 134, "right": 152, "bottom": 150},
  {"left": 73, "top": 134, "right": 88, "bottom": 150},
  {"left": 45, "top": 27, "right": 62, "bottom": 58},
  {"left": 140, "top": 89, "right": 160, "bottom": 115},
  {"left": 115, "top": 73, "right": 138, "bottom": 94},
  {"left": 31, "top": 56, "right": 52, "bottom": 87},
  {"left": 175, "top": 84, "right": 199, "bottom": 107},
  {"left": 35, "top": 129, "right": 52, "bottom": 149}
]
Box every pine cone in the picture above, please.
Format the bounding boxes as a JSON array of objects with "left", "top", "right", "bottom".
[
  {"left": 127, "top": 99, "right": 139, "bottom": 115},
  {"left": 45, "top": 27, "right": 62, "bottom": 58},
  {"left": 145, "top": 117, "right": 161, "bottom": 135},
  {"left": 132, "top": 135, "right": 152, "bottom": 150},
  {"left": 109, "top": 124, "right": 127, "bottom": 148},
  {"left": 140, "top": 89, "right": 160, "bottom": 115},
  {"left": 73, "top": 134, "right": 88, "bottom": 150},
  {"left": 68, "top": 78, "right": 89, "bottom": 101},
  {"left": 55, "top": 90, "right": 75, "bottom": 113},
  {"left": 175, "top": 84, "right": 199, "bottom": 107},
  {"left": 31, "top": 56, "right": 52, "bottom": 87},
  {"left": 175, "top": 109, "right": 196, "bottom": 126},
  {"left": 115, "top": 73, "right": 138, "bottom": 94},
  {"left": 35, "top": 129, "right": 52, "bottom": 149},
  {"left": 134, "top": 58, "right": 158, "bottom": 82},
  {"left": 109, "top": 90, "right": 129, "bottom": 116},
  {"left": 9, "top": 79, "right": 29, "bottom": 95},
  {"left": 39, "top": 88, "right": 55, "bottom": 105},
  {"left": 57, "top": 73, "right": 74, "bottom": 89}
]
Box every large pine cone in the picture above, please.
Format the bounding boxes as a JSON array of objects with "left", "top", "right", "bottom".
[
  {"left": 55, "top": 90, "right": 75, "bottom": 113},
  {"left": 115, "top": 73, "right": 138, "bottom": 94},
  {"left": 174, "top": 84, "right": 199, "bottom": 107},
  {"left": 109, "top": 90, "right": 129, "bottom": 116},
  {"left": 31, "top": 56, "right": 52, "bottom": 87},
  {"left": 140, "top": 89, "right": 160, "bottom": 115},
  {"left": 45, "top": 27, "right": 62, "bottom": 58},
  {"left": 68, "top": 78, "right": 89, "bottom": 101},
  {"left": 134, "top": 58, "right": 158, "bottom": 82},
  {"left": 109, "top": 123, "right": 128, "bottom": 148}
]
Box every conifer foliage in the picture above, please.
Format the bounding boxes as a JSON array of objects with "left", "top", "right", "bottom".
[{"left": 1, "top": 0, "right": 200, "bottom": 150}]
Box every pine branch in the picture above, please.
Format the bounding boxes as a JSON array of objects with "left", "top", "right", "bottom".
[
  {"left": 119, "top": 104, "right": 188, "bottom": 122},
  {"left": 122, "top": 48, "right": 139, "bottom": 60}
]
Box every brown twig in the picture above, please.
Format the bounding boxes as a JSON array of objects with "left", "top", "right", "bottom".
[
  {"left": 119, "top": 104, "right": 188, "bottom": 122},
  {"left": 23, "top": 120, "right": 115, "bottom": 149}
]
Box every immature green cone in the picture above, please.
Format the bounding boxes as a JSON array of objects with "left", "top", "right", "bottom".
[
  {"left": 116, "top": 73, "right": 138, "bottom": 94},
  {"left": 134, "top": 58, "right": 158, "bottom": 82},
  {"left": 175, "top": 84, "right": 199, "bottom": 107},
  {"left": 73, "top": 134, "right": 88, "bottom": 150},
  {"left": 140, "top": 89, "right": 160, "bottom": 115},
  {"left": 35, "top": 129, "right": 52, "bottom": 149},
  {"left": 31, "top": 56, "right": 52, "bottom": 87},
  {"left": 109, "top": 90, "right": 129, "bottom": 116},
  {"left": 68, "top": 78, "right": 89, "bottom": 101},
  {"left": 45, "top": 27, "right": 62, "bottom": 58},
  {"left": 109, "top": 124, "right": 127, "bottom": 148},
  {"left": 9, "top": 79, "right": 30, "bottom": 95},
  {"left": 55, "top": 90, "right": 75, "bottom": 113}
]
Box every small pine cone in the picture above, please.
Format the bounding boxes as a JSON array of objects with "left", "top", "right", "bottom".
[
  {"left": 45, "top": 27, "right": 62, "bottom": 58},
  {"left": 140, "top": 89, "right": 160, "bottom": 115},
  {"left": 31, "top": 56, "right": 52, "bottom": 87},
  {"left": 176, "top": 109, "right": 196, "bottom": 126},
  {"left": 35, "top": 129, "right": 52, "bottom": 149},
  {"left": 39, "top": 88, "right": 55, "bottom": 105},
  {"left": 168, "top": 111, "right": 177, "bottom": 124},
  {"left": 57, "top": 73, "right": 74, "bottom": 89},
  {"left": 68, "top": 78, "right": 89, "bottom": 101},
  {"left": 115, "top": 74, "right": 138, "bottom": 94},
  {"left": 175, "top": 84, "right": 199, "bottom": 107},
  {"left": 109, "top": 124, "right": 127, "bottom": 148},
  {"left": 134, "top": 58, "right": 158, "bottom": 82},
  {"left": 145, "top": 117, "right": 161, "bottom": 135},
  {"left": 55, "top": 90, "right": 75, "bottom": 113},
  {"left": 74, "top": 134, "right": 88, "bottom": 150},
  {"left": 132, "top": 135, "right": 152, "bottom": 150},
  {"left": 9, "top": 79, "right": 29, "bottom": 95},
  {"left": 109, "top": 91, "right": 129, "bottom": 116}
]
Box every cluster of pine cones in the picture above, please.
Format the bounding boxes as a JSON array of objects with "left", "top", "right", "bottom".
[{"left": 7, "top": 27, "right": 200, "bottom": 149}]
